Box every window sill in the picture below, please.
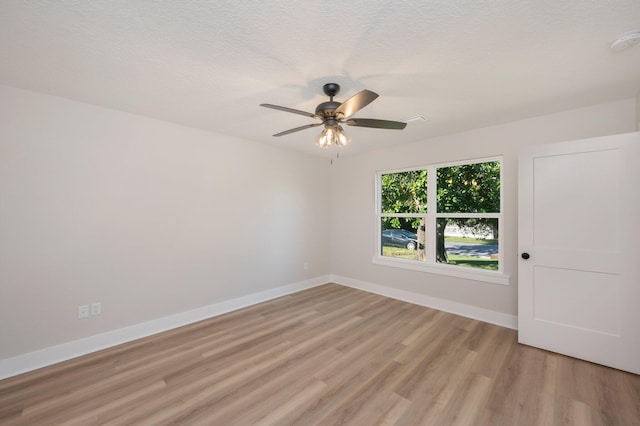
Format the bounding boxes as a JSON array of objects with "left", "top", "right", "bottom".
[{"left": 371, "top": 256, "right": 511, "bottom": 286}]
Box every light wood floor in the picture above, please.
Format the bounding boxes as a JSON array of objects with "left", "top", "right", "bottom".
[{"left": 1, "top": 284, "right": 639, "bottom": 425}]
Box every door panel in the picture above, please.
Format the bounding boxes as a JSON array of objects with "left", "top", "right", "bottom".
[
  {"left": 519, "top": 132, "right": 640, "bottom": 374},
  {"left": 533, "top": 267, "right": 619, "bottom": 335},
  {"left": 533, "top": 150, "right": 618, "bottom": 251}
]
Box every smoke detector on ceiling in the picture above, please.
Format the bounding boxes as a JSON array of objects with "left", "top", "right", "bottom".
[{"left": 610, "top": 31, "right": 640, "bottom": 51}]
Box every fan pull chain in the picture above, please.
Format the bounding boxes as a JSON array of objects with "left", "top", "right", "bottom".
[{"left": 330, "top": 148, "right": 341, "bottom": 165}]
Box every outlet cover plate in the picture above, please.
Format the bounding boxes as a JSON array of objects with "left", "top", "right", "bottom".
[
  {"left": 91, "top": 302, "right": 101, "bottom": 315},
  {"left": 78, "top": 305, "right": 89, "bottom": 319}
]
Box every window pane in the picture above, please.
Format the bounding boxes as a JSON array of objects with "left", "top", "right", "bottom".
[
  {"left": 437, "top": 161, "right": 500, "bottom": 213},
  {"left": 381, "top": 170, "right": 427, "bottom": 214},
  {"left": 381, "top": 218, "right": 425, "bottom": 260},
  {"left": 436, "top": 218, "right": 498, "bottom": 270}
]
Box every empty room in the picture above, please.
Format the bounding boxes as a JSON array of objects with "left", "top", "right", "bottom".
[{"left": 1, "top": 1, "right": 639, "bottom": 424}]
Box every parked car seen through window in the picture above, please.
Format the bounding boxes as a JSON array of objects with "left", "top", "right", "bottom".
[{"left": 381, "top": 229, "right": 418, "bottom": 250}]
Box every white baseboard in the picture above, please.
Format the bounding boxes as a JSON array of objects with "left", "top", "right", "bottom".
[
  {"left": 1, "top": 275, "right": 517, "bottom": 380},
  {"left": 0, "top": 276, "right": 330, "bottom": 380},
  {"left": 331, "top": 274, "right": 518, "bottom": 330}
]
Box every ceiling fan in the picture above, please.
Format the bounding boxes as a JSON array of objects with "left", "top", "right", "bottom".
[{"left": 260, "top": 83, "right": 407, "bottom": 148}]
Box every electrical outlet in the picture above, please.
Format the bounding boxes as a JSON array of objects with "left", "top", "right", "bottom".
[
  {"left": 91, "top": 302, "right": 101, "bottom": 316},
  {"left": 78, "top": 305, "right": 89, "bottom": 319}
]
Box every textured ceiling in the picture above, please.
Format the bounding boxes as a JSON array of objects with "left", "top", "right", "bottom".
[{"left": 1, "top": 0, "right": 639, "bottom": 157}]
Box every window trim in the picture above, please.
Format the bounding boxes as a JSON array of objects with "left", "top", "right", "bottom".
[{"left": 374, "top": 156, "right": 510, "bottom": 286}]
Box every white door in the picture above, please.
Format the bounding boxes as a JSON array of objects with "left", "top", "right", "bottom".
[{"left": 518, "top": 132, "right": 640, "bottom": 374}]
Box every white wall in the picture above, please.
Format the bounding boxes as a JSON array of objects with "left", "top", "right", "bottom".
[
  {"left": 330, "top": 98, "right": 637, "bottom": 316},
  {"left": 637, "top": 91, "right": 640, "bottom": 130},
  {"left": 0, "top": 85, "right": 331, "bottom": 359},
  {"left": 1, "top": 83, "right": 636, "bottom": 371}
]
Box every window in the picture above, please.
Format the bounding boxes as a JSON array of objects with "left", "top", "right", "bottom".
[{"left": 375, "top": 158, "right": 508, "bottom": 285}]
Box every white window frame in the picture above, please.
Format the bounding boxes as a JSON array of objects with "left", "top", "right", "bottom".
[{"left": 373, "top": 156, "right": 510, "bottom": 286}]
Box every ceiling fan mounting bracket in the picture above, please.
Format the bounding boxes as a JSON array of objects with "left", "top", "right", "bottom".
[{"left": 322, "top": 83, "right": 340, "bottom": 99}]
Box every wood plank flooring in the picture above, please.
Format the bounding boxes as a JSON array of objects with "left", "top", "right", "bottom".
[{"left": 1, "top": 284, "right": 639, "bottom": 425}]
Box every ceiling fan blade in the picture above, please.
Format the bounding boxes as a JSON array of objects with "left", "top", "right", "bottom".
[
  {"left": 273, "top": 123, "right": 322, "bottom": 137},
  {"left": 344, "top": 118, "right": 407, "bottom": 130},
  {"left": 334, "top": 90, "right": 379, "bottom": 118},
  {"left": 260, "top": 103, "right": 319, "bottom": 119}
]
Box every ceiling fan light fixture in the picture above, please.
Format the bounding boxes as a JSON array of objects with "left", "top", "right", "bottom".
[
  {"left": 317, "top": 125, "right": 350, "bottom": 148},
  {"left": 336, "top": 125, "right": 350, "bottom": 147},
  {"left": 316, "top": 127, "right": 332, "bottom": 148}
]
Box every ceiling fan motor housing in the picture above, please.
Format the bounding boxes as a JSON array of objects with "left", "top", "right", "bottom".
[{"left": 315, "top": 101, "right": 341, "bottom": 118}]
